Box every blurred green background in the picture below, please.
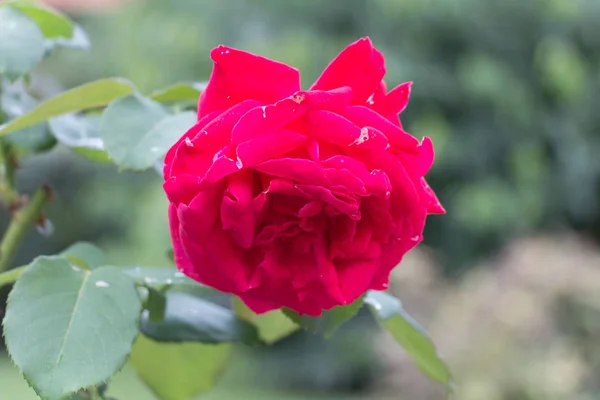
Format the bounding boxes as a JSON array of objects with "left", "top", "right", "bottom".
[{"left": 3, "top": 0, "right": 600, "bottom": 398}]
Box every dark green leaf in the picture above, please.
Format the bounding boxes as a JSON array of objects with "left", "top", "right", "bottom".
[
  {"left": 9, "top": 1, "right": 74, "bottom": 39},
  {"left": 129, "top": 336, "right": 230, "bottom": 400},
  {"left": 365, "top": 291, "right": 453, "bottom": 387},
  {"left": 140, "top": 291, "right": 260, "bottom": 345},
  {"left": 0, "top": 78, "right": 135, "bottom": 135},
  {"left": 233, "top": 297, "right": 298, "bottom": 344},
  {"left": 3, "top": 256, "right": 142, "bottom": 400},
  {"left": 283, "top": 296, "right": 364, "bottom": 337},
  {"left": 0, "top": 6, "right": 45, "bottom": 79},
  {"left": 59, "top": 241, "right": 106, "bottom": 269},
  {"left": 100, "top": 94, "right": 195, "bottom": 170},
  {"left": 145, "top": 287, "right": 167, "bottom": 323},
  {"left": 150, "top": 82, "right": 206, "bottom": 103}
]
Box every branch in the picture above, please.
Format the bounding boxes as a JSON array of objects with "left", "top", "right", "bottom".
[
  {"left": 0, "top": 139, "right": 19, "bottom": 208},
  {"left": 0, "top": 265, "right": 24, "bottom": 288},
  {"left": 0, "top": 186, "right": 52, "bottom": 273}
]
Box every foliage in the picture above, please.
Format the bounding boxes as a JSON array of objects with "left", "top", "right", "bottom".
[{"left": 0, "top": 2, "right": 452, "bottom": 399}]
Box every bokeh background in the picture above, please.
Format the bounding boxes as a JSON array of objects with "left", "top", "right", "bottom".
[{"left": 2, "top": 0, "right": 600, "bottom": 399}]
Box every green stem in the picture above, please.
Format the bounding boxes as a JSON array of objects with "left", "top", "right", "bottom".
[
  {"left": 0, "top": 186, "right": 51, "bottom": 273},
  {"left": 88, "top": 386, "right": 102, "bottom": 400},
  {"left": 0, "top": 265, "right": 24, "bottom": 288},
  {"left": 0, "top": 138, "right": 18, "bottom": 206}
]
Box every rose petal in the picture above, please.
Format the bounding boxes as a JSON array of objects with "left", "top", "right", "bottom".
[
  {"left": 178, "top": 227, "right": 238, "bottom": 293},
  {"left": 296, "top": 87, "right": 353, "bottom": 111},
  {"left": 253, "top": 158, "right": 329, "bottom": 186},
  {"left": 400, "top": 136, "right": 435, "bottom": 178},
  {"left": 338, "top": 106, "right": 419, "bottom": 151},
  {"left": 169, "top": 101, "right": 261, "bottom": 178},
  {"left": 231, "top": 97, "right": 305, "bottom": 143},
  {"left": 163, "top": 174, "right": 202, "bottom": 205},
  {"left": 221, "top": 170, "right": 257, "bottom": 249},
  {"left": 199, "top": 45, "right": 300, "bottom": 117},
  {"left": 236, "top": 130, "right": 308, "bottom": 167},
  {"left": 163, "top": 110, "right": 221, "bottom": 179},
  {"left": 371, "top": 81, "right": 412, "bottom": 116},
  {"left": 337, "top": 257, "right": 380, "bottom": 303},
  {"left": 178, "top": 183, "right": 224, "bottom": 243},
  {"left": 311, "top": 37, "right": 385, "bottom": 104},
  {"left": 307, "top": 110, "right": 366, "bottom": 147}
]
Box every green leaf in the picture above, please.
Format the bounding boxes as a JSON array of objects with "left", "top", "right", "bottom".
[
  {"left": 0, "top": 78, "right": 135, "bottom": 135},
  {"left": 0, "top": 6, "right": 45, "bottom": 79},
  {"left": 3, "top": 256, "right": 142, "bottom": 400},
  {"left": 150, "top": 82, "right": 206, "bottom": 103},
  {"left": 365, "top": 291, "right": 453, "bottom": 388},
  {"left": 283, "top": 297, "right": 365, "bottom": 338},
  {"left": 130, "top": 335, "right": 230, "bottom": 400},
  {"left": 141, "top": 291, "right": 260, "bottom": 345},
  {"left": 59, "top": 241, "right": 106, "bottom": 269},
  {"left": 9, "top": 1, "right": 74, "bottom": 39},
  {"left": 46, "top": 24, "right": 90, "bottom": 50},
  {"left": 48, "top": 113, "right": 111, "bottom": 162},
  {"left": 1, "top": 79, "right": 56, "bottom": 154},
  {"left": 233, "top": 297, "right": 298, "bottom": 344},
  {"left": 100, "top": 94, "right": 195, "bottom": 170},
  {"left": 123, "top": 266, "right": 196, "bottom": 289}
]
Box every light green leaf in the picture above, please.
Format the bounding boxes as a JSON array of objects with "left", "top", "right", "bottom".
[
  {"left": 150, "top": 82, "right": 206, "bottom": 103},
  {"left": 48, "top": 113, "right": 111, "bottom": 162},
  {"left": 3, "top": 256, "right": 142, "bottom": 400},
  {"left": 1, "top": 79, "right": 56, "bottom": 154},
  {"left": 46, "top": 24, "right": 90, "bottom": 50},
  {"left": 0, "top": 78, "right": 135, "bottom": 136},
  {"left": 100, "top": 94, "right": 195, "bottom": 170},
  {"left": 141, "top": 291, "right": 261, "bottom": 345},
  {"left": 365, "top": 290, "right": 453, "bottom": 388},
  {"left": 283, "top": 297, "right": 364, "bottom": 338},
  {"left": 59, "top": 241, "right": 106, "bottom": 269},
  {"left": 0, "top": 6, "right": 45, "bottom": 79},
  {"left": 130, "top": 335, "right": 231, "bottom": 400},
  {"left": 9, "top": 1, "right": 74, "bottom": 39},
  {"left": 233, "top": 297, "right": 298, "bottom": 344}
]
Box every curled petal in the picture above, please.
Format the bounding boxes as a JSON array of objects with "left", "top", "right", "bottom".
[
  {"left": 372, "top": 81, "right": 412, "bottom": 117},
  {"left": 163, "top": 175, "right": 202, "bottom": 205},
  {"left": 339, "top": 106, "right": 419, "bottom": 151},
  {"left": 163, "top": 110, "right": 221, "bottom": 179},
  {"left": 311, "top": 37, "right": 385, "bottom": 104},
  {"left": 199, "top": 45, "right": 301, "bottom": 117},
  {"left": 231, "top": 97, "right": 305, "bottom": 144},
  {"left": 401, "top": 136, "right": 435, "bottom": 178},
  {"left": 236, "top": 130, "right": 308, "bottom": 168},
  {"left": 295, "top": 87, "right": 353, "bottom": 111},
  {"left": 169, "top": 101, "right": 261, "bottom": 178}
]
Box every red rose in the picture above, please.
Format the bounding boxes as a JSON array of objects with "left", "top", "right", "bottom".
[{"left": 164, "top": 37, "right": 444, "bottom": 316}]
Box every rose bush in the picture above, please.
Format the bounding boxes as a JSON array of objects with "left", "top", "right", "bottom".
[{"left": 163, "top": 37, "right": 444, "bottom": 316}]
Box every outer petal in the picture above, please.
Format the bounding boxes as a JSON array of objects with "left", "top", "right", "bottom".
[
  {"left": 198, "top": 45, "right": 301, "bottom": 118},
  {"left": 163, "top": 110, "right": 221, "bottom": 179},
  {"left": 371, "top": 81, "right": 412, "bottom": 117},
  {"left": 311, "top": 37, "right": 385, "bottom": 104}
]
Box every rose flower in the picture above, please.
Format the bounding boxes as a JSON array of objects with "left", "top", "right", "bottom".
[{"left": 164, "top": 38, "right": 444, "bottom": 316}]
